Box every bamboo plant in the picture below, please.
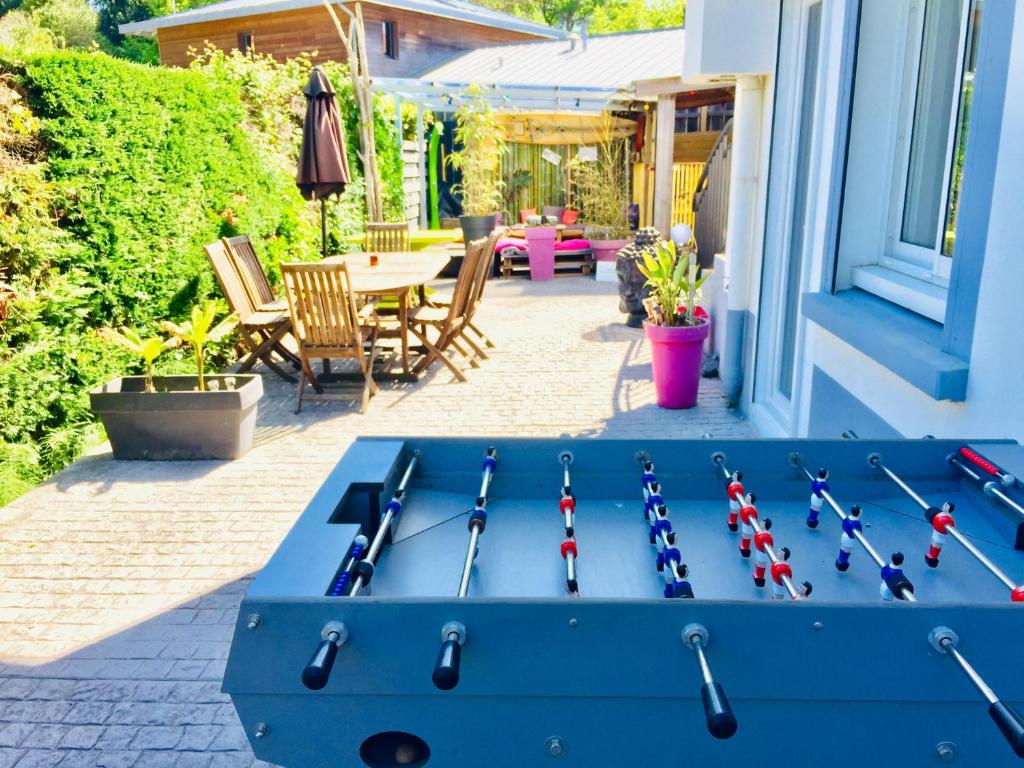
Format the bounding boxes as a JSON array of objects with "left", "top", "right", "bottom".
[
  {"left": 638, "top": 239, "right": 709, "bottom": 327},
  {"left": 448, "top": 89, "right": 507, "bottom": 217},
  {"left": 568, "top": 112, "right": 629, "bottom": 240}
]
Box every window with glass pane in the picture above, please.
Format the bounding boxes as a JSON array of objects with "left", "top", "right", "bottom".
[
  {"left": 942, "top": 0, "right": 982, "bottom": 258},
  {"left": 900, "top": 0, "right": 963, "bottom": 249}
]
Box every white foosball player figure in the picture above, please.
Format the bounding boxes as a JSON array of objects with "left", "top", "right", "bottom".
[
  {"left": 925, "top": 501, "right": 956, "bottom": 568},
  {"left": 738, "top": 493, "right": 758, "bottom": 558},
  {"left": 753, "top": 518, "right": 773, "bottom": 587}
]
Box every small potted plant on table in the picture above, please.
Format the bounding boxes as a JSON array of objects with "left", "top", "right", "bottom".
[
  {"left": 90, "top": 301, "right": 263, "bottom": 460},
  {"left": 639, "top": 234, "right": 709, "bottom": 409}
]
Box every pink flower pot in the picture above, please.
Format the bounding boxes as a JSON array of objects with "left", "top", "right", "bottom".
[
  {"left": 591, "top": 239, "right": 628, "bottom": 262},
  {"left": 525, "top": 226, "right": 557, "bottom": 280},
  {"left": 644, "top": 319, "right": 710, "bottom": 409}
]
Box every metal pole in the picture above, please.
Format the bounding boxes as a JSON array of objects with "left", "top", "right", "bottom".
[
  {"left": 950, "top": 456, "right": 1024, "bottom": 523},
  {"left": 713, "top": 458, "right": 799, "bottom": 599},
  {"left": 793, "top": 456, "right": 916, "bottom": 602},
  {"left": 940, "top": 637, "right": 998, "bottom": 704},
  {"left": 351, "top": 451, "right": 420, "bottom": 596},
  {"left": 873, "top": 454, "right": 1019, "bottom": 595},
  {"left": 457, "top": 526, "right": 481, "bottom": 598}
]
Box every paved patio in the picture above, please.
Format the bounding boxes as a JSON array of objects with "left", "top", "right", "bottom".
[{"left": 0, "top": 277, "right": 752, "bottom": 767}]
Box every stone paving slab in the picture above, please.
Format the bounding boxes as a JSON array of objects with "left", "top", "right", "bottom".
[{"left": 0, "top": 277, "right": 752, "bottom": 766}]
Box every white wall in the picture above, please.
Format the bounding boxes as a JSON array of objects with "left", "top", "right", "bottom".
[
  {"left": 683, "top": 0, "right": 779, "bottom": 82},
  {"left": 799, "top": 0, "right": 1024, "bottom": 441}
]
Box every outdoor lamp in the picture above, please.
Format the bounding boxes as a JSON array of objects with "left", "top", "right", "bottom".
[{"left": 671, "top": 223, "right": 693, "bottom": 248}]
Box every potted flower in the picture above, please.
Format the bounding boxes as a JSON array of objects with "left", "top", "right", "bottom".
[
  {"left": 448, "top": 89, "right": 506, "bottom": 275},
  {"left": 638, "top": 235, "right": 710, "bottom": 409},
  {"left": 90, "top": 301, "right": 263, "bottom": 460},
  {"left": 569, "top": 112, "right": 630, "bottom": 267}
]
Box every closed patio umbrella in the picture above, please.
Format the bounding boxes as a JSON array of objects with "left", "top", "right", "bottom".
[{"left": 297, "top": 66, "right": 351, "bottom": 257}]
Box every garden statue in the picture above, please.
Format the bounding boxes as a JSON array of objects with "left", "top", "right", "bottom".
[{"left": 616, "top": 227, "right": 663, "bottom": 327}]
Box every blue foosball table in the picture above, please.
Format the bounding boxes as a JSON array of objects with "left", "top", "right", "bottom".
[{"left": 222, "top": 438, "right": 1024, "bottom": 767}]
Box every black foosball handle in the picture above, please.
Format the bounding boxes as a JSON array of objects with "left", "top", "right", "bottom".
[
  {"left": 683, "top": 623, "right": 738, "bottom": 740},
  {"left": 432, "top": 621, "right": 466, "bottom": 691},
  {"left": 990, "top": 701, "right": 1024, "bottom": 759},
  {"left": 701, "top": 681, "right": 738, "bottom": 740},
  {"left": 301, "top": 621, "right": 347, "bottom": 691}
]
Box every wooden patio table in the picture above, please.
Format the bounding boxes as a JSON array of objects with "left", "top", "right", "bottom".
[{"left": 323, "top": 250, "right": 450, "bottom": 379}]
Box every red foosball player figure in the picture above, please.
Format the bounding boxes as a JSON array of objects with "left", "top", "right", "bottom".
[
  {"left": 771, "top": 547, "right": 812, "bottom": 600},
  {"left": 726, "top": 471, "right": 744, "bottom": 532},
  {"left": 925, "top": 501, "right": 956, "bottom": 568},
  {"left": 738, "top": 493, "right": 758, "bottom": 558},
  {"left": 753, "top": 518, "right": 773, "bottom": 587}
]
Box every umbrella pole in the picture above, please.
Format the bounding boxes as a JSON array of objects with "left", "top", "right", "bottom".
[{"left": 320, "top": 198, "right": 328, "bottom": 258}]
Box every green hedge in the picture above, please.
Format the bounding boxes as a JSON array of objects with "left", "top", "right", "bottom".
[{"left": 0, "top": 49, "right": 404, "bottom": 505}]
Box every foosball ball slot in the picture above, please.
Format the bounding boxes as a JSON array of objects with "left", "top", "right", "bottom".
[{"left": 359, "top": 731, "right": 431, "bottom": 768}]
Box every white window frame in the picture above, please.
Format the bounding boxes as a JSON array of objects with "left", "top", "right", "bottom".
[{"left": 851, "top": 0, "right": 972, "bottom": 319}]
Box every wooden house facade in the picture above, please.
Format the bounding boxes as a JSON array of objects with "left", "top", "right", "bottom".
[{"left": 121, "top": 0, "right": 558, "bottom": 74}]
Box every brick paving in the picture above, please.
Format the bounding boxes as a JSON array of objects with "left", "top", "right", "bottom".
[{"left": 0, "top": 277, "right": 752, "bottom": 766}]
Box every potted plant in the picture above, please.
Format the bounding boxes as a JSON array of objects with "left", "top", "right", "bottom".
[
  {"left": 91, "top": 301, "right": 263, "bottom": 460},
  {"left": 638, "top": 235, "right": 710, "bottom": 409},
  {"left": 448, "top": 89, "right": 506, "bottom": 275},
  {"left": 569, "top": 112, "right": 630, "bottom": 267}
]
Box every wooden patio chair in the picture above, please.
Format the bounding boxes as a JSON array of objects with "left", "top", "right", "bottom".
[
  {"left": 365, "top": 222, "right": 411, "bottom": 253},
  {"left": 204, "top": 240, "right": 298, "bottom": 382},
  {"left": 222, "top": 235, "right": 287, "bottom": 313},
  {"left": 406, "top": 238, "right": 486, "bottom": 382},
  {"left": 427, "top": 232, "right": 499, "bottom": 360},
  {"left": 279, "top": 261, "right": 380, "bottom": 414}
]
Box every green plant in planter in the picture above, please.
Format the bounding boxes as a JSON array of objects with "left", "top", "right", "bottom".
[
  {"left": 568, "top": 112, "right": 629, "bottom": 240},
  {"left": 160, "top": 301, "right": 238, "bottom": 392},
  {"left": 448, "top": 89, "right": 507, "bottom": 217},
  {"left": 638, "top": 240, "right": 709, "bottom": 327},
  {"left": 99, "top": 327, "right": 177, "bottom": 393}
]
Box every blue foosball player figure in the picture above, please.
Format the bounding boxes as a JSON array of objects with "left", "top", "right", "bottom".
[
  {"left": 807, "top": 468, "right": 830, "bottom": 528},
  {"left": 835, "top": 505, "right": 863, "bottom": 572},
  {"left": 880, "top": 552, "right": 914, "bottom": 601},
  {"left": 664, "top": 562, "right": 694, "bottom": 599}
]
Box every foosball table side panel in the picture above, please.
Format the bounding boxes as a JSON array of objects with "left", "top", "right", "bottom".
[{"left": 224, "top": 599, "right": 1024, "bottom": 767}]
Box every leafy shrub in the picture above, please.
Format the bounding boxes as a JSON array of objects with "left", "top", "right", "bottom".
[
  {"left": 0, "top": 10, "right": 57, "bottom": 58},
  {"left": 31, "top": 0, "right": 99, "bottom": 49},
  {"left": 0, "top": 47, "right": 405, "bottom": 506}
]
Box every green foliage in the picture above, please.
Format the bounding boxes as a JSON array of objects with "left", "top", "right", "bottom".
[
  {"left": 0, "top": 47, "right": 404, "bottom": 505},
  {"left": 31, "top": 0, "right": 99, "bottom": 49},
  {"left": 99, "top": 325, "right": 176, "bottom": 392},
  {"left": 589, "top": 0, "right": 683, "bottom": 32},
  {"left": 159, "top": 299, "right": 237, "bottom": 391},
  {"left": 400, "top": 101, "right": 435, "bottom": 142},
  {"left": 449, "top": 89, "right": 506, "bottom": 217},
  {"left": 637, "top": 239, "right": 707, "bottom": 327},
  {"left": 0, "top": 10, "right": 57, "bottom": 57}
]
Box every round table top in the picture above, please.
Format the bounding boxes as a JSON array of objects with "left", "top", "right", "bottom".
[{"left": 323, "top": 250, "right": 451, "bottom": 293}]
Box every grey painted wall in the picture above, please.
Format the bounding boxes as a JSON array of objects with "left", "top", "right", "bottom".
[{"left": 807, "top": 366, "right": 902, "bottom": 439}]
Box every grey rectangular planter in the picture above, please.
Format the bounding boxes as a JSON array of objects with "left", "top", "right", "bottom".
[{"left": 90, "top": 374, "right": 263, "bottom": 460}]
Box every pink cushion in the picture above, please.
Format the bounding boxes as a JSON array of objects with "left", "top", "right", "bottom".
[
  {"left": 561, "top": 209, "right": 580, "bottom": 225},
  {"left": 495, "top": 237, "right": 528, "bottom": 252},
  {"left": 555, "top": 238, "right": 591, "bottom": 251}
]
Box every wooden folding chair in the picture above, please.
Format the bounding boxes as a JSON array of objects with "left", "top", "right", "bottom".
[
  {"left": 204, "top": 241, "right": 297, "bottom": 382},
  {"left": 407, "top": 238, "right": 485, "bottom": 382},
  {"left": 279, "top": 261, "right": 380, "bottom": 414},
  {"left": 427, "top": 232, "right": 498, "bottom": 362},
  {"left": 365, "top": 222, "right": 411, "bottom": 253},
  {"left": 222, "top": 235, "right": 287, "bottom": 312}
]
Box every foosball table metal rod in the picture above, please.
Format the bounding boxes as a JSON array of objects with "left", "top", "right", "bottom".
[
  {"left": 682, "top": 623, "right": 738, "bottom": 740},
  {"left": 949, "top": 453, "right": 1024, "bottom": 524},
  {"left": 929, "top": 626, "right": 1024, "bottom": 759},
  {"left": 559, "top": 450, "right": 579, "bottom": 595},
  {"left": 349, "top": 450, "right": 421, "bottom": 597},
  {"left": 712, "top": 453, "right": 804, "bottom": 600},
  {"left": 434, "top": 448, "right": 498, "bottom": 690},
  {"left": 790, "top": 453, "right": 917, "bottom": 603},
  {"left": 869, "top": 453, "right": 1023, "bottom": 600}
]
